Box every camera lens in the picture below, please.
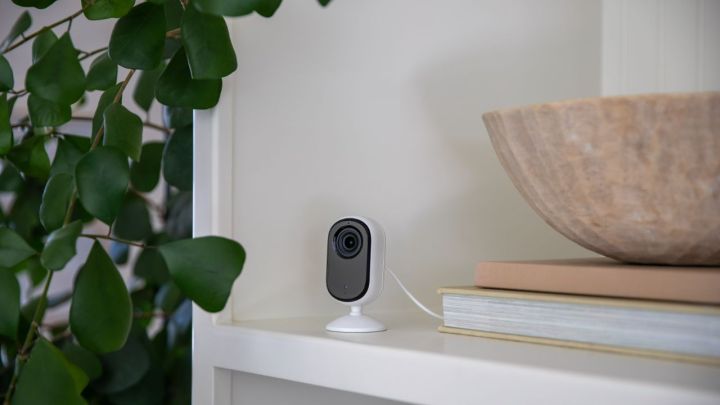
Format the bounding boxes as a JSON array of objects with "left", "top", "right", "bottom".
[{"left": 335, "top": 226, "right": 363, "bottom": 259}]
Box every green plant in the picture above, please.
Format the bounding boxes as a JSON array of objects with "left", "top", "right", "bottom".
[{"left": 0, "top": 0, "right": 331, "bottom": 403}]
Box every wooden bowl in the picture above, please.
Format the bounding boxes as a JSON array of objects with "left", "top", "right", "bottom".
[{"left": 482, "top": 93, "right": 720, "bottom": 265}]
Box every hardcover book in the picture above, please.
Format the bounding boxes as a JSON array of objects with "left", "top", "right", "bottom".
[
  {"left": 439, "top": 286, "right": 720, "bottom": 364},
  {"left": 475, "top": 259, "right": 720, "bottom": 304}
]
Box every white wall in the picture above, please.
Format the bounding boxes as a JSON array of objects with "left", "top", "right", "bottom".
[
  {"left": 232, "top": 372, "right": 404, "bottom": 405},
  {"left": 224, "top": 0, "right": 602, "bottom": 321},
  {"left": 603, "top": 0, "right": 720, "bottom": 94}
]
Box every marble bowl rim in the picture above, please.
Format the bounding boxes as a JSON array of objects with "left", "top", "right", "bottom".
[{"left": 481, "top": 91, "right": 720, "bottom": 120}]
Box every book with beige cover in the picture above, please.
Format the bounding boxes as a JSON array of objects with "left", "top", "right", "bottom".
[
  {"left": 438, "top": 287, "right": 720, "bottom": 364},
  {"left": 474, "top": 258, "right": 720, "bottom": 304}
]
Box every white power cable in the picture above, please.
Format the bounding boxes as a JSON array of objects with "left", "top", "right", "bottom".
[{"left": 386, "top": 268, "right": 443, "bottom": 320}]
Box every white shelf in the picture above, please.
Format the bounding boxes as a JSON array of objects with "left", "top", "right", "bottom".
[{"left": 195, "top": 312, "right": 720, "bottom": 405}]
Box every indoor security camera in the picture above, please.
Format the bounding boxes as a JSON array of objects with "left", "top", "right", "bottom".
[{"left": 325, "top": 216, "right": 386, "bottom": 332}]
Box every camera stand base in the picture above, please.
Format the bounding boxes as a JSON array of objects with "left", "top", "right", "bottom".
[{"left": 325, "top": 306, "right": 386, "bottom": 333}]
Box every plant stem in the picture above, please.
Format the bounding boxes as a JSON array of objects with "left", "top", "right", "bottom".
[
  {"left": 78, "top": 46, "right": 108, "bottom": 61},
  {"left": 90, "top": 69, "right": 136, "bottom": 149},
  {"left": 59, "top": 70, "right": 136, "bottom": 254},
  {"left": 2, "top": 8, "right": 86, "bottom": 55},
  {"left": 2, "top": 270, "right": 55, "bottom": 405},
  {"left": 8, "top": 89, "right": 28, "bottom": 96},
  {"left": 6, "top": 90, "right": 29, "bottom": 100},
  {"left": 166, "top": 28, "right": 181, "bottom": 38},
  {"left": 141, "top": 121, "right": 171, "bottom": 134},
  {"left": 3, "top": 13, "right": 132, "bottom": 404},
  {"left": 80, "top": 233, "right": 149, "bottom": 249},
  {"left": 14, "top": 68, "right": 143, "bottom": 405},
  {"left": 63, "top": 190, "right": 78, "bottom": 224}
]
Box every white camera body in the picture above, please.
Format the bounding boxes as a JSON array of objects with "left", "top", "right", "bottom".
[{"left": 325, "top": 216, "right": 386, "bottom": 332}]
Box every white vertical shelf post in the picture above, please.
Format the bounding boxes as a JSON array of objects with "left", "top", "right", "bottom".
[{"left": 192, "top": 17, "right": 238, "bottom": 405}]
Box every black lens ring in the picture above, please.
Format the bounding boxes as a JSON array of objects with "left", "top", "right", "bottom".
[{"left": 334, "top": 226, "right": 363, "bottom": 259}]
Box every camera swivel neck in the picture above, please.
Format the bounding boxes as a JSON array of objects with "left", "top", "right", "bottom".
[{"left": 325, "top": 305, "right": 386, "bottom": 333}]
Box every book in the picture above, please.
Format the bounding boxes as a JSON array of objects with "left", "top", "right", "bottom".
[
  {"left": 475, "top": 259, "right": 720, "bottom": 304},
  {"left": 438, "top": 287, "right": 720, "bottom": 364}
]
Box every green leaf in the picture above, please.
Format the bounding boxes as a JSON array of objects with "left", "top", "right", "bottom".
[
  {"left": 0, "top": 94, "right": 11, "bottom": 156},
  {"left": 162, "top": 105, "right": 192, "bottom": 129},
  {"left": 92, "top": 83, "right": 122, "bottom": 139},
  {"left": 24, "top": 257, "right": 47, "bottom": 287},
  {"left": 70, "top": 203, "right": 94, "bottom": 224},
  {"left": 155, "top": 281, "right": 181, "bottom": 313},
  {"left": 70, "top": 241, "right": 132, "bottom": 353},
  {"left": 50, "top": 135, "right": 90, "bottom": 178},
  {"left": 109, "top": 3, "right": 166, "bottom": 70},
  {"left": 86, "top": 52, "right": 118, "bottom": 91},
  {"left": 107, "top": 365, "right": 164, "bottom": 405},
  {"left": 62, "top": 341, "right": 102, "bottom": 381},
  {"left": 162, "top": 126, "right": 192, "bottom": 191},
  {"left": 76, "top": 146, "right": 129, "bottom": 225},
  {"left": 164, "top": 0, "right": 183, "bottom": 30},
  {"left": 7, "top": 94, "right": 18, "bottom": 115},
  {"left": 39, "top": 173, "right": 74, "bottom": 232},
  {"left": 182, "top": 5, "right": 237, "bottom": 79},
  {"left": 0, "top": 271, "right": 20, "bottom": 339},
  {"left": 0, "top": 227, "right": 36, "bottom": 268},
  {"left": 130, "top": 286, "right": 153, "bottom": 308},
  {"left": 192, "top": 0, "right": 256, "bottom": 16},
  {"left": 158, "top": 236, "right": 245, "bottom": 312},
  {"left": 134, "top": 243, "right": 169, "bottom": 285},
  {"left": 12, "top": 338, "right": 87, "bottom": 405},
  {"left": 28, "top": 94, "right": 71, "bottom": 127},
  {"left": 94, "top": 323, "right": 151, "bottom": 393},
  {"left": 82, "top": 0, "right": 136, "bottom": 20},
  {"left": 165, "top": 190, "right": 192, "bottom": 239},
  {"left": 165, "top": 347, "right": 191, "bottom": 403},
  {"left": 0, "top": 11, "right": 31, "bottom": 52},
  {"left": 8, "top": 135, "right": 50, "bottom": 180},
  {"left": 318, "top": 0, "right": 332, "bottom": 6},
  {"left": 11, "top": 0, "right": 58, "bottom": 9},
  {"left": 113, "top": 194, "right": 152, "bottom": 241},
  {"left": 255, "top": 0, "right": 283, "bottom": 17},
  {"left": 0, "top": 55, "right": 13, "bottom": 91},
  {"left": 19, "top": 288, "right": 47, "bottom": 343},
  {"left": 6, "top": 186, "right": 42, "bottom": 244},
  {"left": 31, "top": 29, "right": 58, "bottom": 64},
  {"left": 26, "top": 33, "right": 86, "bottom": 105},
  {"left": 156, "top": 47, "right": 222, "bottom": 109},
  {"left": 41, "top": 220, "right": 82, "bottom": 271},
  {"left": 66, "top": 135, "right": 92, "bottom": 151},
  {"left": 0, "top": 163, "right": 24, "bottom": 192},
  {"left": 163, "top": 37, "right": 182, "bottom": 59},
  {"left": 130, "top": 142, "right": 163, "bottom": 192},
  {"left": 103, "top": 104, "right": 143, "bottom": 161},
  {"left": 132, "top": 63, "right": 164, "bottom": 111}
]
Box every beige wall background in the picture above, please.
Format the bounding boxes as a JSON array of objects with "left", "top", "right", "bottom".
[{"left": 225, "top": 0, "right": 601, "bottom": 321}]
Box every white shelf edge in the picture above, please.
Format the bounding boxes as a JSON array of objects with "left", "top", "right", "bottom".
[{"left": 193, "top": 311, "right": 720, "bottom": 405}]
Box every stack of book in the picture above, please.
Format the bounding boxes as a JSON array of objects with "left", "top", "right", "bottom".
[{"left": 438, "top": 259, "right": 720, "bottom": 364}]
